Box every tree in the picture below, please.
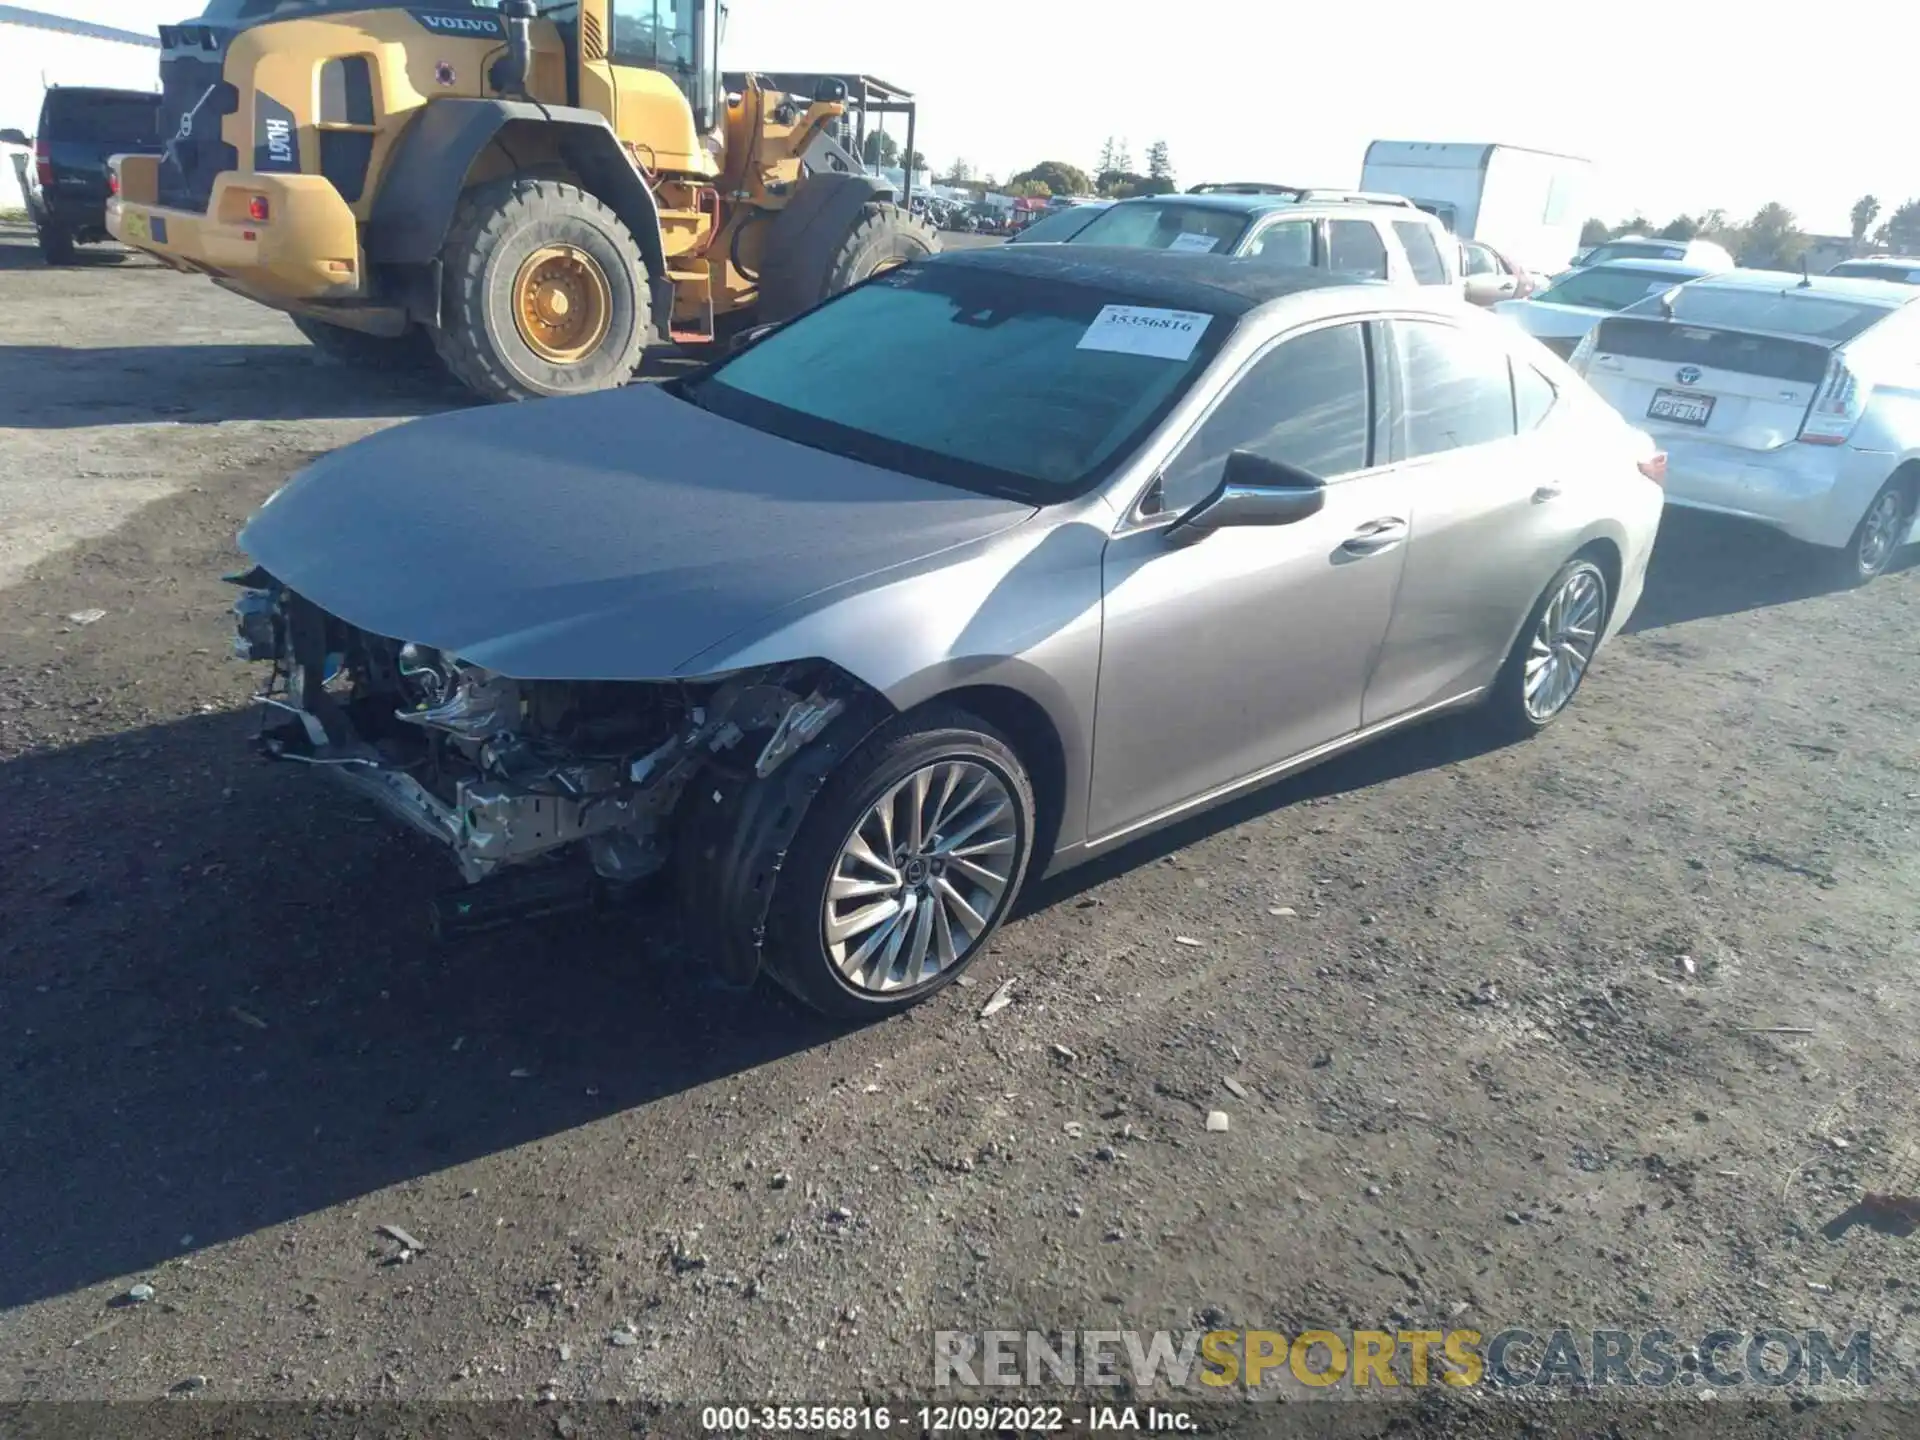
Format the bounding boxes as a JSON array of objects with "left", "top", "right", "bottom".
[
  {"left": 1578, "top": 217, "right": 1611, "bottom": 247},
  {"left": 1879, "top": 198, "right": 1920, "bottom": 253},
  {"left": 1009, "top": 160, "right": 1091, "bottom": 197},
  {"left": 1146, "top": 140, "right": 1173, "bottom": 185},
  {"left": 1740, "top": 201, "right": 1807, "bottom": 268},
  {"left": 1111, "top": 138, "right": 1133, "bottom": 175},
  {"left": 1850, "top": 194, "right": 1881, "bottom": 243},
  {"left": 860, "top": 130, "right": 899, "bottom": 169},
  {"left": 1008, "top": 179, "right": 1051, "bottom": 199},
  {"left": 939, "top": 158, "right": 973, "bottom": 185},
  {"left": 1657, "top": 214, "right": 1699, "bottom": 241},
  {"left": 1096, "top": 136, "right": 1119, "bottom": 175},
  {"left": 908, "top": 151, "right": 929, "bottom": 175},
  {"left": 1614, "top": 215, "right": 1654, "bottom": 238}
]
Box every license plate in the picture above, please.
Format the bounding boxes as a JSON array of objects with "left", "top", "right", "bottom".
[
  {"left": 1648, "top": 387, "right": 1713, "bottom": 426},
  {"left": 121, "top": 211, "right": 148, "bottom": 243}
]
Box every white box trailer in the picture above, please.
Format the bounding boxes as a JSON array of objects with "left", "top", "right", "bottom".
[{"left": 1359, "top": 141, "right": 1591, "bottom": 279}]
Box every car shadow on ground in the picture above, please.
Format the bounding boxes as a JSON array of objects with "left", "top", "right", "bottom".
[
  {"left": 0, "top": 710, "right": 850, "bottom": 1310},
  {"left": 0, "top": 342, "right": 473, "bottom": 428},
  {"left": 0, "top": 243, "right": 139, "bottom": 272},
  {"left": 1625, "top": 506, "right": 1915, "bottom": 631}
]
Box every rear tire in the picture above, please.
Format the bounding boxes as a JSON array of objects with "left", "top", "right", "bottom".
[
  {"left": 36, "top": 224, "right": 75, "bottom": 266},
  {"left": 1481, "top": 557, "right": 1610, "bottom": 741},
  {"left": 291, "top": 315, "right": 440, "bottom": 373},
  {"left": 759, "top": 705, "right": 1035, "bottom": 1019},
  {"left": 430, "top": 177, "right": 650, "bottom": 404},
  {"left": 1830, "top": 474, "right": 1914, "bottom": 587},
  {"left": 758, "top": 195, "right": 939, "bottom": 322}
]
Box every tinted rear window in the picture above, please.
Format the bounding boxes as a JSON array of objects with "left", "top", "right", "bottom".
[
  {"left": 1620, "top": 285, "right": 1894, "bottom": 342},
  {"left": 42, "top": 92, "right": 160, "bottom": 145}
]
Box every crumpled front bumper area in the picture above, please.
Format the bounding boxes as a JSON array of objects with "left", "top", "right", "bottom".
[{"left": 232, "top": 579, "right": 853, "bottom": 891}]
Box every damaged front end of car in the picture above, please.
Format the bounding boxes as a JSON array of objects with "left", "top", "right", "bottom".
[{"left": 226, "top": 568, "right": 885, "bottom": 979}]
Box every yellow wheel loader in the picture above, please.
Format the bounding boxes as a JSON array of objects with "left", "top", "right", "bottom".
[{"left": 108, "top": 0, "right": 938, "bottom": 402}]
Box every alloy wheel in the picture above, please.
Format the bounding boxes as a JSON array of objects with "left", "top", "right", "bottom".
[
  {"left": 1523, "top": 567, "right": 1604, "bottom": 723},
  {"left": 823, "top": 760, "right": 1020, "bottom": 993},
  {"left": 1856, "top": 488, "right": 1907, "bottom": 578}
]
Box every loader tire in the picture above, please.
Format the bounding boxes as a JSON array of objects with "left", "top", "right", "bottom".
[
  {"left": 291, "top": 315, "right": 440, "bottom": 373},
  {"left": 757, "top": 188, "right": 939, "bottom": 323},
  {"left": 430, "top": 177, "right": 650, "bottom": 405}
]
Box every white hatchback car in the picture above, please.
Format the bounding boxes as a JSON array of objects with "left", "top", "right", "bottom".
[{"left": 1573, "top": 271, "right": 1920, "bottom": 582}]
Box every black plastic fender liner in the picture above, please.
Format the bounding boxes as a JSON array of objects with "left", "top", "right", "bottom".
[
  {"left": 753, "top": 169, "right": 891, "bottom": 322},
  {"left": 676, "top": 695, "right": 892, "bottom": 991},
  {"left": 365, "top": 99, "right": 668, "bottom": 284}
]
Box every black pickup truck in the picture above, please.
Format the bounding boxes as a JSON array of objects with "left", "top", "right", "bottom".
[{"left": 2, "top": 87, "right": 163, "bottom": 265}]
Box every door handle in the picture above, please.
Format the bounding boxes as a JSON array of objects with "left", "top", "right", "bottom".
[
  {"left": 1341, "top": 517, "right": 1408, "bottom": 555},
  {"left": 1532, "top": 484, "right": 1563, "bottom": 503}
]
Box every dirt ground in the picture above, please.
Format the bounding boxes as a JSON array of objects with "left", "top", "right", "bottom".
[{"left": 2, "top": 221, "right": 1917, "bottom": 1428}]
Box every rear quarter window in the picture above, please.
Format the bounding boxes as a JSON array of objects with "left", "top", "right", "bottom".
[
  {"left": 1393, "top": 220, "right": 1453, "bottom": 286},
  {"left": 1327, "top": 220, "right": 1390, "bottom": 281}
]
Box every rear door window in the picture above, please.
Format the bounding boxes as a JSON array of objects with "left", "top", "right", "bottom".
[
  {"left": 1327, "top": 220, "right": 1390, "bottom": 280},
  {"left": 1394, "top": 221, "right": 1452, "bottom": 285},
  {"left": 1390, "top": 320, "right": 1519, "bottom": 458}
]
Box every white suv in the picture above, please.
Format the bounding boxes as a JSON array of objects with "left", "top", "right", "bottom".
[{"left": 1064, "top": 184, "right": 1463, "bottom": 292}]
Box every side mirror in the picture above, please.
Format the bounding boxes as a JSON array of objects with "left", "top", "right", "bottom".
[
  {"left": 1166, "top": 451, "right": 1325, "bottom": 546},
  {"left": 0, "top": 129, "right": 30, "bottom": 147}
]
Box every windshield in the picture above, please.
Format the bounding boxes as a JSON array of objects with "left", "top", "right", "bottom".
[
  {"left": 1067, "top": 201, "right": 1254, "bottom": 256},
  {"left": 678, "top": 264, "right": 1228, "bottom": 501},
  {"left": 1007, "top": 206, "right": 1108, "bottom": 244},
  {"left": 1619, "top": 284, "right": 1895, "bottom": 341},
  {"left": 1536, "top": 266, "right": 1696, "bottom": 311},
  {"left": 1581, "top": 240, "right": 1682, "bottom": 264}
]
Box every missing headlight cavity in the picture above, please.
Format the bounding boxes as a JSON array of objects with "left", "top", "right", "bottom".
[{"left": 236, "top": 588, "right": 884, "bottom": 910}]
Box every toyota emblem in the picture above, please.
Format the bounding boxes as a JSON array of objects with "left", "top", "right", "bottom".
[{"left": 1676, "top": 365, "right": 1702, "bottom": 386}]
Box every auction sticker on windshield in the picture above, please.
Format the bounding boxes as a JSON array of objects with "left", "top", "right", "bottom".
[
  {"left": 1078, "top": 305, "right": 1212, "bottom": 361},
  {"left": 1168, "top": 232, "right": 1220, "bottom": 254}
]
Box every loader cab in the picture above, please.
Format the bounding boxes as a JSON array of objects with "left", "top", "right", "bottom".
[{"left": 546, "top": 0, "right": 723, "bottom": 135}]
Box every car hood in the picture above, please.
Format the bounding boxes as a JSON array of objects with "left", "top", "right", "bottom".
[{"left": 240, "top": 384, "right": 1038, "bottom": 680}]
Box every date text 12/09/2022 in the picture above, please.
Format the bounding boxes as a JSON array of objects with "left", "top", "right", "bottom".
[{"left": 699, "top": 1405, "right": 1195, "bottom": 1432}]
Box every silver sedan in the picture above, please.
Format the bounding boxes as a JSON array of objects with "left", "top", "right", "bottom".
[{"left": 229, "top": 246, "right": 1665, "bottom": 1016}]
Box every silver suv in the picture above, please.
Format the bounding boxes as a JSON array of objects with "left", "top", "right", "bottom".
[{"left": 1062, "top": 184, "right": 1463, "bottom": 292}]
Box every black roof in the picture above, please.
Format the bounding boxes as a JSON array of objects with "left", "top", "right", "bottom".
[{"left": 924, "top": 244, "right": 1361, "bottom": 316}]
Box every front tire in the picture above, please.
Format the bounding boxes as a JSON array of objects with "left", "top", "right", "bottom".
[
  {"left": 1832, "top": 475, "right": 1914, "bottom": 587},
  {"left": 760, "top": 706, "right": 1035, "bottom": 1019},
  {"left": 431, "top": 177, "right": 649, "bottom": 404},
  {"left": 759, "top": 193, "right": 939, "bottom": 322},
  {"left": 1482, "top": 557, "right": 1609, "bottom": 741}
]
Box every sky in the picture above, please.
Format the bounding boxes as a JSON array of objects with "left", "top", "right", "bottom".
[{"left": 31, "top": 0, "right": 1920, "bottom": 236}]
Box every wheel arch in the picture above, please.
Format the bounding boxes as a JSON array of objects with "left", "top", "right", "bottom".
[
  {"left": 915, "top": 683, "right": 1070, "bottom": 873},
  {"left": 365, "top": 100, "right": 667, "bottom": 282}
]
